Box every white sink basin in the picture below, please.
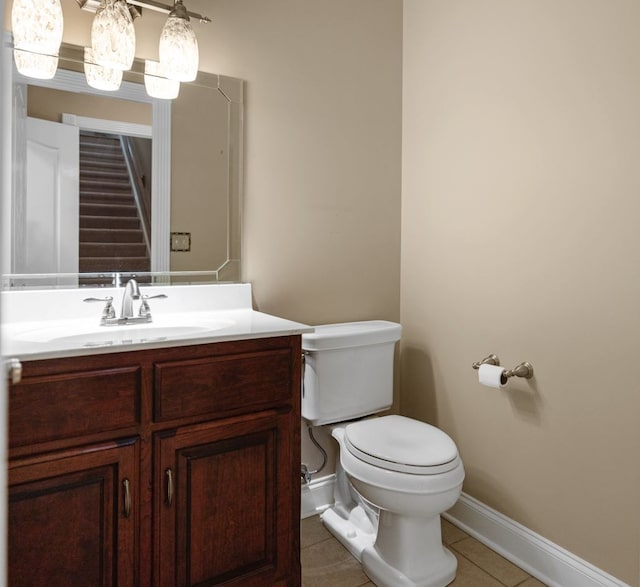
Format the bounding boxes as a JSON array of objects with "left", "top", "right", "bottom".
[{"left": 12, "top": 316, "right": 235, "bottom": 347}]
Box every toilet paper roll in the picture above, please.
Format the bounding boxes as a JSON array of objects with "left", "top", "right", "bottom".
[{"left": 478, "top": 363, "right": 507, "bottom": 388}]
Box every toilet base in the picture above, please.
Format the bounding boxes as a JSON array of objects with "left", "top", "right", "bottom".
[
  {"left": 319, "top": 444, "right": 378, "bottom": 562},
  {"left": 362, "top": 511, "right": 457, "bottom": 587},
  {"left": 362, "top": 544, "right": 456, "bottom": 587},
  {"left": 320, "top": 505, "right": 376, "bottom": 561}
]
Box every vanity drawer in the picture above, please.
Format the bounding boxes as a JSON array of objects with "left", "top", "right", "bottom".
[
  {"left": 154, "top": 348, "right": 293, "bottom": 422},
  {"left": 10, "top": 366, "right": 141, "bottom": 449}
]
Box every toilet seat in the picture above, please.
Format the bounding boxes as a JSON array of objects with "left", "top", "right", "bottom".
[{"left": 345, "top": 415, "right": 459, "bottom": 475}]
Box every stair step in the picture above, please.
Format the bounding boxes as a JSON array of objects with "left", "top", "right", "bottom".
[
  {"left": 79, "top": 156, "right": 128, "bottom": 169},
  {"left": 80, "top": 167, "right": 131, "bottom": 180},
  {"left": 80, "top": 188, "right": 133, "bottom": 198},
  {"left": 80, "top": 139, "right": 122, "bottom": 151},
  {"left": 80, "top": 243, "right": 148, "bottom": 257},
  {"left": 81, "top": 159, "right": 123, "bottom": 170},
  {"left": 80, "top": 148, "right": 123, "bottom": 160},
  {"left": 79, "top": 257, "right": 151, "bottom": 272},
  {"left": 80, "top": 193, "right": 135, "bottom": 206},
  {"left": 80, "top": 182, "right": 133, "bottom": 194},
  {"left": 80, "top": 168, "right": 130, "bottom": 181},
  {"left": 80, "top": 133, "right": 120, "bottom": 149},
  {"left": 79, "top": 145, "right": 121, "bottom": 155},
  {"left": 80, "top": 157, "right": 125, "bottom": 170},
  {"left": 79, "top": 229, "right": 144, "bottom": 244},
  {"left": 80, "top": 162, "right": 128, "bottom": 175},
  {"left": 80, "top": 202, "right": 138, "bottom": 218},
  {"left": 80, "top": 216, "right": 141, "bottom": 230}
]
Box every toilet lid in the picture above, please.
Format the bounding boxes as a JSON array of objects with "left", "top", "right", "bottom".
[{"left": 344, "top": 415, "right": 459, "bottom": 475}]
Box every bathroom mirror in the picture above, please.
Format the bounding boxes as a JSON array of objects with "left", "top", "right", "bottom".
[{"left": 1, "top": 39, "right": 243, "bottom": 289}]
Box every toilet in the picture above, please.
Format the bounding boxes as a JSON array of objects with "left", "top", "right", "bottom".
[{"left": 302, "top": 321, "right": 465, "bottom": 587}]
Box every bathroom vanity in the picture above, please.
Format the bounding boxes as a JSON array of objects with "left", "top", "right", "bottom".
[{"left": 3, "top": 284, "right": 310, "bottom": 586}]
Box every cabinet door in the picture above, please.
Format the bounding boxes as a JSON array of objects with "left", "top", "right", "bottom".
[
  {"left": 9, "top": 438, "right": 139, "bottom": 587},
  {"left": 155, "top": 412, "right": 296, "bottom": 586}
]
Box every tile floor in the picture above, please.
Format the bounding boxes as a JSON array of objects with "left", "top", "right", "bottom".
[{"left": 301, "top": 514, "right": 548, "bottom": 587}]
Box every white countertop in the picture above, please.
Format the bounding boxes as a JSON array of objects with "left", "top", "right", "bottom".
[{"left": 2, "top": 283, "right": 313, "bottom": 361}]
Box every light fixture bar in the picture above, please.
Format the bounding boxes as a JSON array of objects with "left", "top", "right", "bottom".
[
  {"left": 130, "top": 0, "right": 210, "bottom": 21},
  {"left": 76, "top": 0, "right": 211, "bottom": 22}
]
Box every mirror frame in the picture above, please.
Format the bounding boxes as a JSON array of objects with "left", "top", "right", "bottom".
[{"left": 2, "top": 35, "right": 244, "bottom": 288}]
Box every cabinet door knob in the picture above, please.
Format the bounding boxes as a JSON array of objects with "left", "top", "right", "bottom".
[
  {"left": 165, "top": 468, "right": 174, "bottom": 507},
  {"left": 122, "top": 478, "right": 132, "bottom": 518}
]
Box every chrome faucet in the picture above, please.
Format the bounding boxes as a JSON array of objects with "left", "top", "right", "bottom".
[
  {"left": 121, "top": 278, "right": 142, "bottom": 319},
  {"left": 84, "top": 278, "right": 167, "bottom": 326}
]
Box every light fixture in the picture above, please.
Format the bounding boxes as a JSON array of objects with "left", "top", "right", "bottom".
[
  {"left": 158, "top": 0, "right": 199, "bottom": 82},
  {"left": 90, "top": 0, "right": 136, "bottom": 71},
  {"left": 10, "top": 0, "right": 209, "bottom": 97},
  {"left": 84, "top": 47, "right": 123, "bottom": 91},
  {"left": 144, "top": 60, "right": 180, "bottom": 99},
  {"left": 13, "top": 49, "right": 59, "bottom": 79},
  {"left": 11, "top": 0, "right": 63, "bottom": 79}
]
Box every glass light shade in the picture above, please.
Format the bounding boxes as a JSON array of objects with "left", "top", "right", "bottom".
[
  {"left": 13, "top": 48, "right": 58, "bottom": 79},
  {"left": 91, "top": 0, "right": 136, "bottom": 71},
  {"left": 144, "top": 60, "right": 180, "bottom": 100},
  {"left": 158, "top": 0, "right": 198, "bottom": 82},
  {"left": 11, "top": 0, "right": 63, "bottom": 55},
  {"left": 84, "top": 47, "right": 123, "bottom": 91}
]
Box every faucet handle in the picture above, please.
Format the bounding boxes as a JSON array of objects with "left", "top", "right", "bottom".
[
  {"left": 83, "top": 296, "right": 116, "bottom": 321},
  {"left": 138, "top": 294, "right": 168, "bottom": 319}
]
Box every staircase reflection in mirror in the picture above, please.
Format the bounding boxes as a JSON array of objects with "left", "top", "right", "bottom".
[{"left": 78, "top": 130, "right": 152, "bottom": 286}]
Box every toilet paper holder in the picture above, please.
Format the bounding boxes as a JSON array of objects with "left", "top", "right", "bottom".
[
  {"left": 472, "top": 354, "right": 534, "bottom": 380},
  {"left": 471, "top": 354, "right": 500, "bottom": 369}
]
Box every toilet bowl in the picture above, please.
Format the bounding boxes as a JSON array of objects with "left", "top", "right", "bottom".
[
  {"left": 330, "top": 416, "right": 464, "bottom": 587},
  {"left": 302, "top": 322, "right": 465, "bottom": 587}
]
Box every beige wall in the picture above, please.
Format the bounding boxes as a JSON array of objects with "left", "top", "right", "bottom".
[
  {"left": 27, "top": 86, "right": 151, "bottom": 124},
  {"left": 402, "top": 2, "right": 640, "bottom": 585},
  {"left": 206, "top": 0, "right": 403, "bottom": 325}
]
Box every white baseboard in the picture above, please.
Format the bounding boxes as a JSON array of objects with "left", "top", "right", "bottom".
[
  {"left": 301, "top": 477, "right": 630, "bottom": 587},
  {"left": 301, "top": 474, "right": 335, "bottom": 519},
  {"left": 445, "top": 493, "right": 630, "bottom": 587}
]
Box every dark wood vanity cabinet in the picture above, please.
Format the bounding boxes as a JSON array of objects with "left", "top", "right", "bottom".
[{"left": 8, "top": 336, "right": 302, "bottom": 587}]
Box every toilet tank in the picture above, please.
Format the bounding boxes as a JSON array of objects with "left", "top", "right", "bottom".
[{"left": 301, "top": 321, "right": 402, "bottom": 426}]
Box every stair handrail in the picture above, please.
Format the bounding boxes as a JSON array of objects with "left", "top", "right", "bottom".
[{"left": 120, "top": 135, "right": 152, "bottom": 257}]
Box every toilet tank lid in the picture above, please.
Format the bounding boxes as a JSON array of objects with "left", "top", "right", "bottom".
[{"left": 302, "top": 320, "right": 401, "bottom": 351}]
